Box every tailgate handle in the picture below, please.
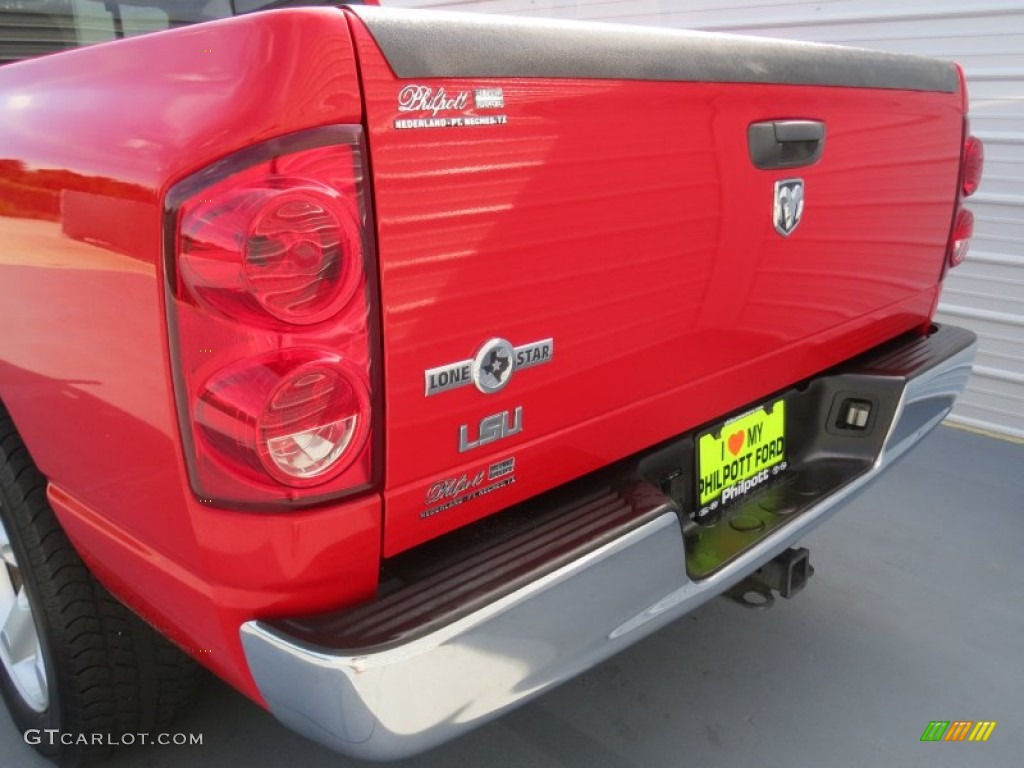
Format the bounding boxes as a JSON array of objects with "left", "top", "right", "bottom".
[{"left": 748, "top": 120, "right": 826, "bottom": 170}]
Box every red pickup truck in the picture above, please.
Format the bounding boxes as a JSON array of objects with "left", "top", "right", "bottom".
[{"left": 0, "top": 1, "right": 983, "bottom": 763}]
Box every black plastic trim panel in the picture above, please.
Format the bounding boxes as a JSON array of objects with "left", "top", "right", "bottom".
[
  {"left": 348, "top": 6, "right": 958, "bottom": 93},
  {"left": 854, "top": 324, "right": 976, "bottom": 375}
]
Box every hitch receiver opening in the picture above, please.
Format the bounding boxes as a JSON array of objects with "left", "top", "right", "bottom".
[
  {"left": 726, "top": 547, "right": 814, "bottom": 608},
  {"left": 756, "top": 546, "right": 813, "bottom": 598}
]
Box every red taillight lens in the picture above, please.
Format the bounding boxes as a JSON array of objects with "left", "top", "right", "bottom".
[
  {"left": 949, "top": 207, "right": 974, "bottom": 268},
  {"left": 166, "top": 128, "right": 377, "bottom": 508},
  {"left": 944, "top": 103, "right": 984, "bottom": 274},
  {"left": 181, "top": 185, "right": 362, "bottom": 326},
  {"left": 961, "top": 135, "right": 984, "bottom": 198}
]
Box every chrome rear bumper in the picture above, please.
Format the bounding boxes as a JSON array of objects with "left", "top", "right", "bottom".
[{"left": 240, "top": 325, "right": 976, "bottom": 760}]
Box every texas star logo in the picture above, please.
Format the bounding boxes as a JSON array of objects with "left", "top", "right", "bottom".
[
  {"left": 482, "top": 350, "right": 510, "bottom": 380},
  {"left": 472, "top": 339, "right": 515, "bottom": 394}
]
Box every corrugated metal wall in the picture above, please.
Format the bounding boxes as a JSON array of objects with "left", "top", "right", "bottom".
[{"left": 387, "top": 0, "right": 1024, "bottom": 438}]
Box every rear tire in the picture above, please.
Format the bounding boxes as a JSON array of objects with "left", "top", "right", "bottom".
[{"left": 0, "top": 404, "right": 202, "bottom": 766}]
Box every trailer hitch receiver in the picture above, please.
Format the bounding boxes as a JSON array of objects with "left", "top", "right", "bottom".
[{"left": 726, "top": 547, "right": 814, "bottom": 608}]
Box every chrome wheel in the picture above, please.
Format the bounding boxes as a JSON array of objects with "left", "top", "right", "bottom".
[{"left": 0, "top": 515, "right": 48, "bottom": 712}]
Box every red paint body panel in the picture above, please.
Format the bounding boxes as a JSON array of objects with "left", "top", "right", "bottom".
[
  {"left": 0, "top": 9, "right": 380, "bottom": 701},
  {"left": 0, "top": 6, "right": 964, "bottom": 707},
  {"left": 346, "top": 22, "right": 963, "bottom": 555}
]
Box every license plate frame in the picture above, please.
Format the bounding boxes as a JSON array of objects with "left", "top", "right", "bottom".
[{"left": 696, "top": 398, "right": 788, "bottom": 522}]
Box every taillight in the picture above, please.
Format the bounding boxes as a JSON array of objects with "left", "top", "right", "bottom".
[
  {"left": 165, "top": 127, "right": 378, "bottom": 508},
  {"left": 945, "top": 68, "right": 984, "bottom": 274},
  {"left": 947, "top": 130, "right": 984, "bottom": 272}
]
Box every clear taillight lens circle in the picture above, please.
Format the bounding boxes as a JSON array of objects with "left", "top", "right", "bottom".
[
  {"left": 257, "top": 362, "right": 369, "bottom": 485},
  {"left": 949, "top": 207, "right": 975, "bottom": 268}
]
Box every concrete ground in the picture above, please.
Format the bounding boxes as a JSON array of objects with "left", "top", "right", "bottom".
[{"left": 3, "top": 425, "right": 1022, "bottom": 767}]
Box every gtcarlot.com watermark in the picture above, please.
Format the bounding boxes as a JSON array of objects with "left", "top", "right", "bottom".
[{"left": 24, "top": 730, "right": 203, "bottom": 747}]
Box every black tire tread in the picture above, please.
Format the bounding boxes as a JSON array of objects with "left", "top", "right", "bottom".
[{"left": 0, "top": 404, "right": 202, "bottom": 765}]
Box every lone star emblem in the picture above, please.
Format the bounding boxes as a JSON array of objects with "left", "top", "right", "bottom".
[{"left": 424, "top": 337, "right": 554, "bottom": 396}]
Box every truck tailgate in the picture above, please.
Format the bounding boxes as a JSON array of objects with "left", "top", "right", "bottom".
[{"left": 344, "top": 7, "right": 964, "bottom": 555}]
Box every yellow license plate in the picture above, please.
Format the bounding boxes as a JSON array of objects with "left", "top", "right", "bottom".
[{"left": 697, "top": 399, "right": 787, "bottom": 516}]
